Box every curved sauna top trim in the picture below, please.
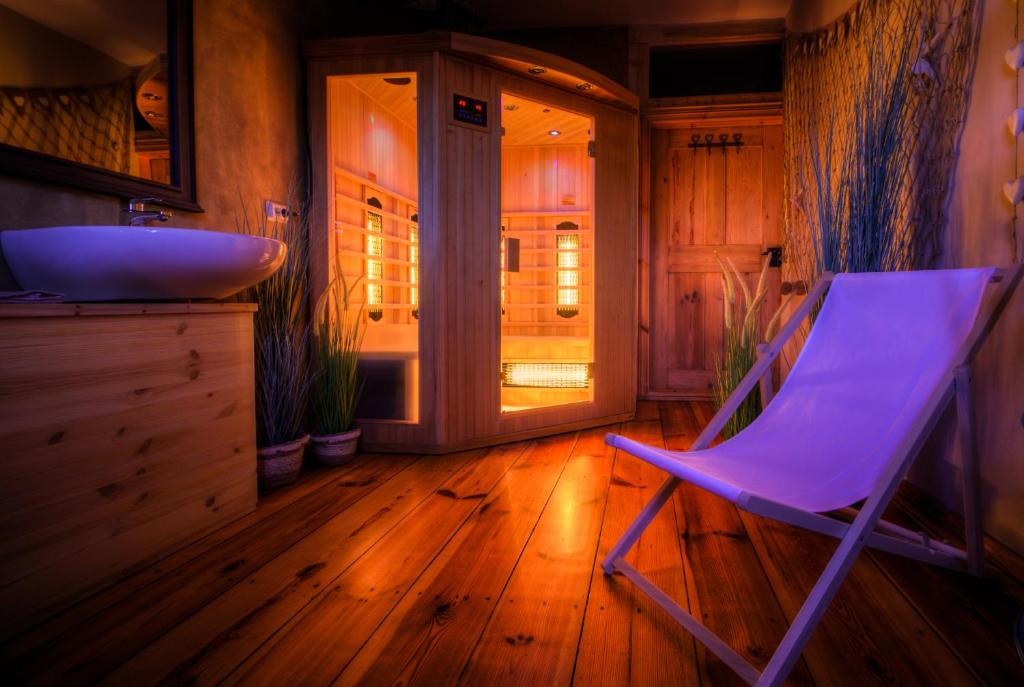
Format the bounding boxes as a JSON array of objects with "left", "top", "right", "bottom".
[{"left": 303, "top": 31, "right": 639, "bottom": 113}]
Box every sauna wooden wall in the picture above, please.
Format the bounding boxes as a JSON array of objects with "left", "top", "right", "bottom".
[
  {"left": 328, "top": 78, "right": 418, "bottom": 200},
  {"left": 0, "top": 304, "right": 257, "bottom": 632},
  {"left": 501, "top": 143, "right": 594, "bottom": 341}
]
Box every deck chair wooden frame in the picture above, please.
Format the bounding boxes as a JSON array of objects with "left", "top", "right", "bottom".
[{"left": 602, "top": 265, "right": 1023, "bottom": 687}]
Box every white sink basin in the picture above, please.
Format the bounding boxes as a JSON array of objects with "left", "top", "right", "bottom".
[{"left": 1, "top": 226, "right": 286, "bottom": 301}]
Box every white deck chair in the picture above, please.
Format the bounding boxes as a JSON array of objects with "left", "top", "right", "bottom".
[{"left": 603, "top": 266, "right": 1023, "bottom": 687}]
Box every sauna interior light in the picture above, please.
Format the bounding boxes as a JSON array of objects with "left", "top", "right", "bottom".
[
  {"left": 366, "top": 197, "right": 384, "bottom": 321},
  {"left": 556, "top": 221, "right": 580, "bottom": 318},
  {"left": 501, "top": 362, "right": 590, "bottom": 389},
  {"left": 499, "top": 227, "right": 507, "bottom": 315},
  {"left": 409, "top": 213, "right": 419, "bottom": 320},
  {"left": 548, "top": 130, "right": 561, "bottom": 136}
]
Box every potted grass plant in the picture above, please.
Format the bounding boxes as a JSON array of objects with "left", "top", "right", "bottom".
[
  {"left": 241, "top": 195, "right": 313, "bottom": 489},
  {"left": 713, "top": 255, "right": 789, "bottom": 438},
  {"left": 309, "top": 273, "right": 365, "bottom": 465}
]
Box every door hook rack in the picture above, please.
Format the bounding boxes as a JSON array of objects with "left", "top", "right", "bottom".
[{"left": 688, "top": 133, "right": 744, "bottom": 154}]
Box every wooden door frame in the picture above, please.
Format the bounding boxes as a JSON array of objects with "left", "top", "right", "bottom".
[{"left": 637, "top": 101, "right": 782, "bottom": 399}]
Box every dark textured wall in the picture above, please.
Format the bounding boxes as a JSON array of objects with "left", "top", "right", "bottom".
[
  {"left": 484, "top": 26, "right": 631, "bottom": 87},
  {"left": 0, "top": 0, "right": 305, "bottom": 289}
]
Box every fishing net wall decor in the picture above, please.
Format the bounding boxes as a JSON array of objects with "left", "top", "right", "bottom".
[
  {"left": 784, "top": 0, "right": 982, "bottom": 282},
  {"left": 0, "top": 78, "right": 134, "bottom": 174}
]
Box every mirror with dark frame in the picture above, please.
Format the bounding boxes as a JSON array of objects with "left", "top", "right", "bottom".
[{"left": 0, "top": 0, "right": 198, "bottom": 210}]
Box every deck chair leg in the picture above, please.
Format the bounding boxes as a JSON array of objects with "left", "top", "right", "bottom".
[
  {"left": 601, "top": 476, "right": 680, "bottom": 574},
  {"left": 757, "top": 509, "right": 878, "bottom": 687},
  {"left": 757, "top": 376, "right": 958, "bottom": 687},
  {"left": 954, "top": 366, "right": 985, "bottom": 576}
]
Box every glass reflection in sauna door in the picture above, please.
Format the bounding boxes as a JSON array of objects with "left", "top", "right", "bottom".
[
  {"left": 327, "top": 72, "right": 419, "bottom": 422},
  {"left": 499, "top": 92, "right": 595, "bottom": 413}
]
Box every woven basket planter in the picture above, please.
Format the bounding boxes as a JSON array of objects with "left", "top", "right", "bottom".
[
  {"left": 257, "top": 434, "right": 309, "bottom": 490},
  {"left": 310, "top": 427, "right": 360, "bottom": 467}
]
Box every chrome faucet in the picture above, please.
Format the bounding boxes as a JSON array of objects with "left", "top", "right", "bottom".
[{"left": 123, "top": 198, "right": 172, "bottom": 226}]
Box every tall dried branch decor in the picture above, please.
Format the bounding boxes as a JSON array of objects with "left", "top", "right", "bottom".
[
  {"left": 713, "top": 256, "right": 790, "bottom": 437},
  {"left": 784, "top": 0, "right": 981, "bottom": 284}
]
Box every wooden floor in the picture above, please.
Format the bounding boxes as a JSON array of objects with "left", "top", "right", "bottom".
[{"left": 4, "top": 401, "right": 1024, "bottom": 686}]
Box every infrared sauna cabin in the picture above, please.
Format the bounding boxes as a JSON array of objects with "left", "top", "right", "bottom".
[{"left": 306, "top": 33, "right": 639, "bottom": 452}]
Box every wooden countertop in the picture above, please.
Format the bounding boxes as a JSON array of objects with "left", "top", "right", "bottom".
[{"left": 0, "top": 302, "right": 258, "bottom": 318}]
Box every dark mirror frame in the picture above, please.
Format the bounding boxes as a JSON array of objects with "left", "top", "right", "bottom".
[{"left": 0, "top": 0, "right": 200, "bottom": 211}]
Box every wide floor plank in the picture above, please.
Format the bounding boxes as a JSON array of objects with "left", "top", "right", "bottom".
[
  {"left": 574, "top": 403, "right": 699, "bottom": 687},
  {"left": 661, "top": 402, "right": 815, "bottom": 687},
  {"left": 99, "top": 448, "right": 484, "bottom": 686},
  {"left": 868, "top": 496, "right": 1024, "bottom": 685},
  {"left": 459, "top": 428, "right": 614, "bottom": 686},
  {"left": 217, "top": 441, "right": 530, "bottom": 686},
  {"left": 740, "top": 510, "right": 980, "bottom": 686},
  {"left": 892, "top": 484, "right": 1024, "bottom": 601},
  {"left": 333, "top": 431, "right": 583, "bottom": 687}
]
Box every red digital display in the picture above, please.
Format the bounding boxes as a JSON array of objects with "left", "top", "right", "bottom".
[{"left": 453, "top": 94, "right": 487, "bottom": 127}]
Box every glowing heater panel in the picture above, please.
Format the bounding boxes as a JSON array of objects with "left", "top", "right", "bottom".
[
  {"left": 499, "top": 226, "right": 506, "bottom": 315},
  {"left": 410, "top": 212, "right": 419, "bottom": 319},
  {"left": 501, "top": 362, "right": 591, "bottom": 389},
  {"left": 366, "top": 197, "right": 384, "bottom": 321},
  {"left": 555, "top": 221, "right": 580, "bottom": 318}
]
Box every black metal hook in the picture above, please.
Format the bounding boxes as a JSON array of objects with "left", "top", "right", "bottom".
[
  {"left": 762, "top": 246, "right": 783, "bottom": 268},
  {"left": 687, "top": 132, "right": 745, "bottom": 153}
]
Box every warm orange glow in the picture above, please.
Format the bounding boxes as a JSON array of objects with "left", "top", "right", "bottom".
[
  {"left": 366, "top": 209, "right": 383, "bottom": 321},
  {"left": 409, "top": 220, "right": 418, "bottom": 319},
  {"left": 499, "top": 230, "right": 507, "bottom": 314},
  {"left": 556, "top": 229, "right": 580, "bottom": 318},
  {"left": 501, "top": 362, "right": 590, "bottom": 388}
]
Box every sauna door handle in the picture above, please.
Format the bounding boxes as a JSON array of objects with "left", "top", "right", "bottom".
[
  {"left": 505, "top": 237, "right": 520, "bottom": 272},
  {"left": 762, "top": 246, "right": 783, "bottom": 268}
]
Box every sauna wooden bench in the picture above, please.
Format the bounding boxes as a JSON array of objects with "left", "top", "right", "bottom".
[{"left": 0, "top": 301, "right": 259, "bottom": 631}]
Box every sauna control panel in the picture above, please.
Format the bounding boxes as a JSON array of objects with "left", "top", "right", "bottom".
[{"left": 452, "top": 94, "right": 487, "bottom": 128}]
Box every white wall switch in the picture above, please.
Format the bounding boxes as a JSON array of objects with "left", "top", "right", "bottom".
[{"left": 264, "top": 200, "right": 289, "bottom": 222}]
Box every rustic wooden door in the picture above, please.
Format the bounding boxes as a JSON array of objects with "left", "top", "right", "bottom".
[{"left": 647, "top": 124, "right": 782, "bottom": 399}]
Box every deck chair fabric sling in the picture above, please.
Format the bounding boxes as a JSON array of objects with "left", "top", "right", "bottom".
[{"left": 602, "top": 266, "right": 1023, "bottom": 687}]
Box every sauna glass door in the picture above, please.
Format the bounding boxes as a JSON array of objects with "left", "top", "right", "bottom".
[
  {"left": 500, "top": 93, "right": 595, "bottom": 413},
  {"left": 327, "top": 73, "right": 419, "bottom": 422}
]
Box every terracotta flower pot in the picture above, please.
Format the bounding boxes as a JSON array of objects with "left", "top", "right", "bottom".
[
  {"left": 257, "top": 434, "right": 309, "bottom": 490},
  {"left": 310, "top": 427, "right": 361, "bottom": 466}
]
